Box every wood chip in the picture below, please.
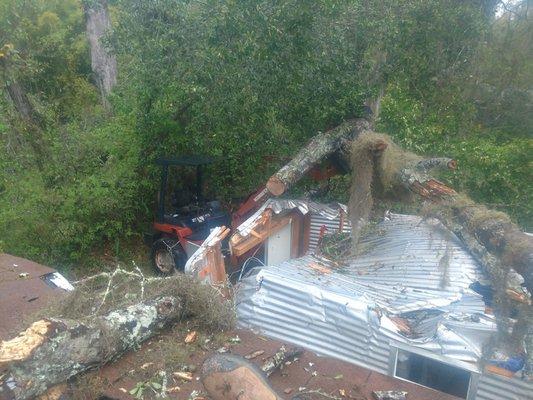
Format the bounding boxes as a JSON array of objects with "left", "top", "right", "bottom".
[
  {"left": 245, "top": 350, "right": 265, "bottom": 359},
  {"left": 173, "top": 371, "right": 193, "bottom": 381},
  {"left": 166, "top": 386, "right": 181, "bottom": 393},
  {"left": 184, "top": 331, "right": 198, "bottom": 344},
  {"left": 284, "top": 388, "right": 293, "bottom": 394}
]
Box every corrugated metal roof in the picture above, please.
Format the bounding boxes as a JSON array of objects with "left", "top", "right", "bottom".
[
  {"left": 236, "top": 212, "right": 533, "bottom": 399},
  {"left": 309, "top": 213, "right": 351, "bottom": 250},
  {"left": 476, "top": 372, "right": 532, "bottom": 400}
]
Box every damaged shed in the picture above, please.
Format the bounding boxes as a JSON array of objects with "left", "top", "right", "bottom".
[{"left": 235, "top": 207, "right": 532, "bottom": 400}]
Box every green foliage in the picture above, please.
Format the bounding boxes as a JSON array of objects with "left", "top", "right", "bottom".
[
  {"left": 0, "top": 116, "right": 146, "bottom": 263},
  {"left": 379, "top": 82, "right": 532, "bottom": 228},
  {"left": 0, "top": 0, "right": 531, "bottom": 268}
]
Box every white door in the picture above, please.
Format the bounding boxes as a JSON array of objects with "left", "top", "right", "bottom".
[{"left": 265, "top": 220, "right": 292, "bottom": 266}]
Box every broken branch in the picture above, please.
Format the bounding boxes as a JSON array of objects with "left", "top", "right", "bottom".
[{"left": 261, "top": 346, "right": 304, "bottom": 377}]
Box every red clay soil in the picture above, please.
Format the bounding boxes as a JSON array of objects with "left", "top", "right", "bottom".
[{"left": 96, "top": 328, "right": 460, "bottom": 400}]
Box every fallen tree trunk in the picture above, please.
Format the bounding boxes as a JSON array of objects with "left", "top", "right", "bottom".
[
  {"left": 266, "top": 119, "right": 371, "bottom": 196},
  {"left": 347, "top": 132, "right": 532, "bottom": 294},
  {"left": 347, "top": 130, "right": 532, "bottom": 373},
  {"left": 398, "top": 161, "right": 532, "bottom": 293},
  {"left": 0, "top": 296, "right": 182, "bottom": 400}
]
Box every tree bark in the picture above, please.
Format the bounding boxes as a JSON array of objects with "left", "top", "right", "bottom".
[
  {"left": 261, "top": 346, "right": 304, "bottom": 377},
  {"left": 5, "top": 82, "right": 37, "bottom": 123},
  {"left": 266, "top": 119, "right": 371, "bottom": 196},
  {"left": 84, "top": 0, "right": 117, "bottom": 108},
  {"left": 3, "top": 81, "right": 47, "bottom": 169},
  {"left": 0, "top": 296, "right": 182, "bottom": 400},
  {"left": 396, "top": 161, "right": 532, "bottom": 292}
]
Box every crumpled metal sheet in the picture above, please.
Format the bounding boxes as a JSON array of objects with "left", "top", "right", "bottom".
[
  {"left": 236, "top": 213, "right": 498, "bottom": 364},
  {"left": 236, "top": 199, "right": 347, "bottom": 237}
]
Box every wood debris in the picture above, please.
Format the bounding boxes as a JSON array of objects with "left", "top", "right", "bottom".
[
  {"left": 173, "top": 371, "right": 193, "bottom": 382},
  {"left": 244, "top": 349, "right": 265, "bottom": 359},
  {"left": 184, "top": 331, "right": 198, "bottom": 344}
]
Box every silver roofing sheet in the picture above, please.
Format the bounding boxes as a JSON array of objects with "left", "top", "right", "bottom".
[
  {"left": 476, "top": 372, "right": 532, "bottom": 400},
  {"left": 236, "top": 213, "right": 497, "bottom": 364},
  {"left": 346, "top": 213, "right": 484, "bottom": 293},
  {"left": 309, "top": 213, "right": 352, "bottom": 250}
]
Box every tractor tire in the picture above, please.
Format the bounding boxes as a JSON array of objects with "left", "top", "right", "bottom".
[{"left": 150, "top": 238, "right": 187, "bottom": 275}]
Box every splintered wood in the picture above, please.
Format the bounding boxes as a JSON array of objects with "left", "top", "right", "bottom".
[
  {"left": 230, "top": 210, "right": 293, "bottom": 257},
  {"left": 0, "top": 320, "right": 51, "bottom": 366},
  {"left": 186, "top": 226, "right": 230, "bottom": 287}
]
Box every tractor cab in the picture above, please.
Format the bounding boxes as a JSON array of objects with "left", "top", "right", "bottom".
[{"left": 150, "top": 156, "right": 230, "bottom": 274}]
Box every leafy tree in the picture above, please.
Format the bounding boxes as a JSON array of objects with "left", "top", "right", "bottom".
[{"left": 0, "top": 0, "right": 530, "bottom": 268}]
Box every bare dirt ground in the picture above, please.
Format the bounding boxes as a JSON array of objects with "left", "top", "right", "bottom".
[{"left": 88, "top": 326, "right": 459, "bottom": 400}]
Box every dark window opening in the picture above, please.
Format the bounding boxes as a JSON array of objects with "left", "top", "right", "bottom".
[{"left": 395, "top": 350, "right": 471, "bottom": 399}]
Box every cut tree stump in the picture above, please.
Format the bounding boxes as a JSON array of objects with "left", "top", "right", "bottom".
[
  {"left": 0, "top": 296, "right": 182, "bottom": 400},
  {"left": 201, "top": 354, "right": 284, "bottom": 400}
]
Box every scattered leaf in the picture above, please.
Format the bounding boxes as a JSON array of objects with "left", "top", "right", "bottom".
[{"left": 229, "top": 335, "right": 241, "bottom": 343}]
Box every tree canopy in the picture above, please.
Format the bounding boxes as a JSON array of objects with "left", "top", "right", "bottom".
[{"left": 0, "top": 0, "right": 531, "bottom": 267}]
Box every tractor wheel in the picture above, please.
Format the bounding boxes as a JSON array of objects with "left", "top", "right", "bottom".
[{"left": 150, "top": 238, "right": 187, "bottom": 275}]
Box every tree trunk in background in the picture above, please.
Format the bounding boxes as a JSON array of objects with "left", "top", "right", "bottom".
[
  {"left": 0, "top": 296, "right": 182, "bottom": 400},
  {"left": 3, "top": 76, "right": 47, "bottom": 169},
  {"left": 84, "top": 0, "right": 117, "bottom": 109},
  {"left": 5, "top": 82, "right": 37, "bottom": 123}
]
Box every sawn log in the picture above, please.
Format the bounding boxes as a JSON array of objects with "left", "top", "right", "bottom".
[
  {"left": 266, "top": 119, "right": 371, "bottom": 196},
  {"left": 0, "top": 296, "right": 182, "bottom": 400}
]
